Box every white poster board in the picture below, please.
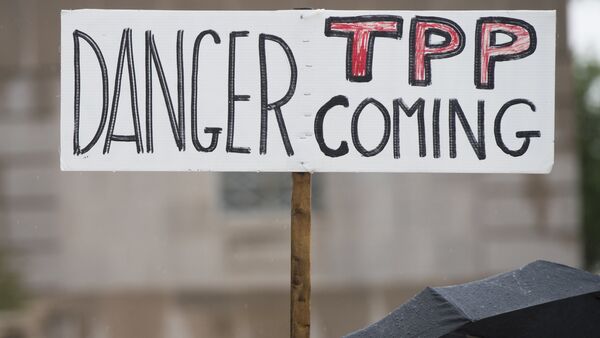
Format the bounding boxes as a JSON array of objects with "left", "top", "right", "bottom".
[{"left": 60, "top": 9, "right": 555, "bottom": 172}]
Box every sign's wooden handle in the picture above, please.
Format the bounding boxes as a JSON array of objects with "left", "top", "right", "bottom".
[{"left": 291, "top": 172, "right": 311, "bottom": 338}]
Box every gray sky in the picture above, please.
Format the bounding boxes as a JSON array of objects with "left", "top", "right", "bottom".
[{"left": 568, "top": 0, "right": 600, "bottom": 60}]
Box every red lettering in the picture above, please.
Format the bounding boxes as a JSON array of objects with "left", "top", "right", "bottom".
[
  {"left": 409, "top": 16, "right": 465, "bottom": 86},
  {"left": 325, "top": 16, "right": 403, "bottom": 82},
  {"left": 475, "top": 17, "right": 537, "bottom": 89}
]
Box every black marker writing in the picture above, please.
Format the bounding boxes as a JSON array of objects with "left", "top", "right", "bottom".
[
  {"left": 73, "top": 30, "right": 109, "bottom": 155},
  {"left": 393, "top": 98, "right": 426, "bottom": 158},
  {"left": 351, "top": 98, "right": 391, "bottom": 157},
  {"left": 145, "top": 30, "right": 185, "bottom": 152},
  {"left": 314, "top": 95, "right": 350, "bottom": 157},
  {"left": 104, "top": 28, "right": 143, "bottom": 154},
  {"left": 495, "top": 99, "right": 540, "bottom": 156},
  {"left": 226, "top": 31, "right": 251, "bottom": 154},
  {"left": 191, "top": 30, "right": 222, "bottom": 152},
  {"left": 259, "top": 33, "right": 297, "bottom": 156},
  {"left": 449, "top": 99, "right": 486, "bottom": 160}
]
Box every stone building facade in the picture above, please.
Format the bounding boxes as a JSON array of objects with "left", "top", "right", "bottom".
[{"left": 0, "top": 0, "right": 577, "bottom": 337}]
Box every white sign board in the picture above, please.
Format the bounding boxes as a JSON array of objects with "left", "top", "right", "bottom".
[{"left": 60, "top": 10, "right": 555, "bottom": 172}]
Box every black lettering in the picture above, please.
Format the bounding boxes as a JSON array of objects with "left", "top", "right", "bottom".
[
  {"left": 226, "top": 31, "right": 251, "bottom": 154},
  {"left": 259, "top": 34, "right": 297, "bottom": 156},
  {"left": 191, "top": 30, "right": 222, "bottom": 152},
  {"left": 433, "top": 98, "right": 441, "bottom": 158},
  {"left": 314, "top": 95, "right": 350, "bottom": 157},
  {"left": 73, "top": 30, "right": 109, "bottom": 155},
  {"left": 351, "top": 98, "right": 391, "bottom": 157},
  {"left": 393, "top": 98, "right": 426, "bottom": 158},
  {"left": 449, "top": 99, "right": 486, "bottom": 160},
  {"left": 145, "top": 30, "right": 186, "bottom": 152},
  {"left": 103, "top": 28, "right": 143, "bottom": 154},
  {"left": 495, "top": 99, "right": 540, "bottom": 156}
]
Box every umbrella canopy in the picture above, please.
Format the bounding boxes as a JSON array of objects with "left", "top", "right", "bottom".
[{"left": 344, "top": 260, "right": 600, "bottom": 338}]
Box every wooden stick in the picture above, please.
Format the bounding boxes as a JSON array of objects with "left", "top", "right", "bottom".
[{"left": 291, "top": 172, "right": 311, "bottom": 338}]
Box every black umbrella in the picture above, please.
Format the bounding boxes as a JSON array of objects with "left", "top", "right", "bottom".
[{"left": 344, "top": 260, "right": 600, "bottom": 338}]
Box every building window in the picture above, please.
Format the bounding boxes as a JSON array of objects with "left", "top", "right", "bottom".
[
  {"left": 221, "top": 173, "right": 323, "bottom": 211},
  {"left": 221, "top": 173, "right": 291, "bottom": 211}
]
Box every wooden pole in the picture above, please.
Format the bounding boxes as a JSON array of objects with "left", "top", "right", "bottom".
[{"left": 291, "top": 172, "right": 311, "bottom": 338}]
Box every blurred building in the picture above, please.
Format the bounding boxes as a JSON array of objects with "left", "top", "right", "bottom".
[{"left": 0, "top": 0, "right": 577, "bottom": 337}]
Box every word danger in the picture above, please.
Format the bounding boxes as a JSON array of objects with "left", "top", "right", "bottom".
[{"left": 62, "top": 10, "right": 555, "bottom": 172}]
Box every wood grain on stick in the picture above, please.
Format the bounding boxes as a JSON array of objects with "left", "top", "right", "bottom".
[{"left": 291, "top": 172, "right": 311, "bottom": 338}]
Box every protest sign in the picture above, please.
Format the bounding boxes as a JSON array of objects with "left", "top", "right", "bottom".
[{"left": 61, "top": 9, "right": 555, "bottom": 172}]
